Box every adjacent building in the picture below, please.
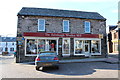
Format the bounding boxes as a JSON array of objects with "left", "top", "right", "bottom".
[
  {"left": 0, "top": 37, "right": 16, "bottom": 54},
  {"left": 16, "top": 7, "right": 107, "bottom": 62},
  {"left": 107, "top": 25, "right": 118, "bottom": 53}
]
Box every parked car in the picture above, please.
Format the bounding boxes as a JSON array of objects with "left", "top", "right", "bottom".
[{"left": 35, "top": 52, "right": 59, "bottom": 71}]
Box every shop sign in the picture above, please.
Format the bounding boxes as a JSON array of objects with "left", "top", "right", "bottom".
[{"left": 23, "top": 32, "right": 101, "bottom": 38}]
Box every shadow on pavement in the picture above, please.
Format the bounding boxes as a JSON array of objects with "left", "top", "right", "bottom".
[{"left": 41, "top": 62, "right": 119, "bottom": 76}]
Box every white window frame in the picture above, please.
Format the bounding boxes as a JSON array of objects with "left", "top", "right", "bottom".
[
  {"left": 91, "top": 39, "right": 101, "bottom": 55},
  {"left": 62, "top": 38, "right": 70, "bottom": 56},
  {"left": 38, "top": 19, "right": 45, "bottom": 31},
  {"left": 84, "top": 21, "right": 91, "bottom": 33},
  {"left": 63, "top": 20, "right": 69, "bottom": 32},
  {"left": 25, "top": 37, "right": 59, "bottom": 56},
  {"left": 74, "top": 38, "right": 101, "bottom": 56}
]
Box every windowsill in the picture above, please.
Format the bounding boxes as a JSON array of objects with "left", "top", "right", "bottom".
[{"left": 37, "top": 31, "right": 45, "bottom": 32}]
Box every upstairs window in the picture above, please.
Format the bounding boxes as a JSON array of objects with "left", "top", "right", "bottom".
[
  {"left": 63, "top": 20, "right": 69, "bottom": 32},
  {"left": 38, "top": 19, "right": 45, "bottom": 31},
  {"left": 84, "top": 21, "right": 91, "bottom": 33}
]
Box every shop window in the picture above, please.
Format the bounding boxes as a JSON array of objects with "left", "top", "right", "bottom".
[
  {"left": 63, "top": 39, "right": 70, "bottom": 54},
  {"left": 84, "top": 21, "right": 91, "bottom": 33},
  {"left": 38, "top": 39, "right": 57, "bottom": 53},
  {"left": 75, "top": 40, "right": 84, "bottom": 54},
  {"left": 38, "top": 19, "right": 45, "bottom": 31},
  {"left": 91, "top": 40, "right": 100, "bottom": 53},
  {"left": 38, "top": 39, "right": 45, "bottom": 53},
  {"left": 114, "top": 42, "right": 118, "bottom": 51},
  {"left": 26, "top": 39, "right": 37, "bottom": 54},
  {"left": 63, "top": 20, "right": 69, "bottom": 32}
]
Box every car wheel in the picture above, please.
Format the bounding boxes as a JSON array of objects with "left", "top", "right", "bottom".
[{"left": 36, "top": 66, "right": 40, "bottom": 71}]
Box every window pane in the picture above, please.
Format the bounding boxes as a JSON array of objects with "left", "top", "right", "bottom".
[
  {"left": 114, "top": 42, "right": 118, "bottom": 51},
  {"left": 63, "top": 39, "right": 69, "bottom": 54},
  {"left": 38, "top": 39, "right": 45, "bottom": 53},
  {"left": 85, "top": 21, "right": 90, "bottom": 33},
  {"left": 91, "top": 40, "right": 100, "bottom": 53},
  {"left": 10, "top": 48, "right": 14, "bottom": 51},
  {"left": 75, "top": 40, "right": 83, "bottom": 54},
  {"left": 26, "top": 39, "right": 37, "bottom": 54},
  {"left": 38, "top": 40, "right": 57, "bottom": 53},
  {"left": 5, "top": 47, "right": 8, "bottom": 51},
  {"left": 63, "top": 20, "right": 69, "bottom": 32},
  {"left": 38, "top": 19, "right": 45, "bottom": 31}
]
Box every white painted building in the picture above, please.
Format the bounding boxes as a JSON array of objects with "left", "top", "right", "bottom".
[{"left": 0, "top": 37, "right": 16, "bottom": 54}]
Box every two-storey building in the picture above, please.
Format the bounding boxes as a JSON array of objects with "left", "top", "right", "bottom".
[
  {"left": 16, "top": 7, "right": 107, "bottom": 62},
  {"left": 0, "top": 37, "right": 16, "bottom": 54}
]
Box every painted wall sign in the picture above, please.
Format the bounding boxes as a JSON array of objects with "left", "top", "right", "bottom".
[{"left": 23, "top": 32, "right": 101, "bottom": 38}]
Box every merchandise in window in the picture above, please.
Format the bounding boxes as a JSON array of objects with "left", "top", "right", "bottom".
[
  {"left": 63, "top": 39, "right": 69, "bottom": 54},
  {"left": 26, "top": 39, "right": 37, "bottom": 54},
  {"left": 38, "top": 39, "right": 45, "bottom": 53},
  {"left": 75, "top": 40, "right": 83, "bottom": 54},
  {"left": 91, "top": 40, "right": 100, "bottom": 53}
]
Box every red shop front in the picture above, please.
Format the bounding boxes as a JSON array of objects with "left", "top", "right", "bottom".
[{"left": 23, "top": 32, "right": 102, "bottom": 57}]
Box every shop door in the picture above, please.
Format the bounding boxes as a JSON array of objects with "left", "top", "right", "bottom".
[
  {"left": 84, "top": 41, "right": 90, "bottom": 56},
  {"left": 62, "top": 38, "right": 70, "bottom": 56}
]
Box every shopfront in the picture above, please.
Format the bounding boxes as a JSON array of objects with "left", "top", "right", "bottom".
[
  {"left": 23, "top": 32, "right": 102, "bottom": 57},
  {"left": 74, "top": 38, "right": 101, "bottom": 57}
]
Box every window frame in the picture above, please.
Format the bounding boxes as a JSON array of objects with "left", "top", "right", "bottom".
[
  {"left": 63, "top": 20, "right": 69, "bottom": 32},
  {"left": 84, "top": 21, "right": 91, "bottom": 33},
  {"left": 24, "top": 37, "right": 59, "bottom": 56},
  {"left": 10, "top": 47, "right": 14, "bottom": 51},
  {"left": 38, "top": 19, "right": 45, "bottom": 31}
]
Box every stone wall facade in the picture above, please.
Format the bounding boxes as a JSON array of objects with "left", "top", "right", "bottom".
[{"left": 16, "top": 15, "right": 107, "bottom": 63}]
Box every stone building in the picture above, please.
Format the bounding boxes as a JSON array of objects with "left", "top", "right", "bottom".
[
  {"left": 16, "top": 7, "right": 107, "bottom": 62},
  {"left": 107, "top": 25, "right": 118, "bottom": 53}
]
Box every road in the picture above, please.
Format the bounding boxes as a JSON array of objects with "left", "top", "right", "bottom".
[{"left": 0, "top": 55, "right": 119, "bottom": 78}]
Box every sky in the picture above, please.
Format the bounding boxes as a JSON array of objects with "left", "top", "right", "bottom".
[{"left": 0, "top": 0, "right": 119, "bottom": 37}]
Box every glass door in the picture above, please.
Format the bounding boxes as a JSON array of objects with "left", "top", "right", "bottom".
[
  {"left": 62, "top": 38, "right": 70, "bottom": 56},
  {"left": 84, "top": 41, "right": 90, "bottom": 56}
]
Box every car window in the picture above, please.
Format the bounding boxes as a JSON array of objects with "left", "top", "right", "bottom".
[{"left": 38, "top": 53, "right": 56, "bottom": 56}]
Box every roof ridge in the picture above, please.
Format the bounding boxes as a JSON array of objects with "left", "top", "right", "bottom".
[
  {"left": 18, "top": 7, "right": 106, "bottom": 20},
  {"left": 22, "top": 7, "right": 98, "bottom": 14}
]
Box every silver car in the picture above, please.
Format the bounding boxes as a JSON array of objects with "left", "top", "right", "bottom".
[{"left": 35, "top": 52, "right": 59, "bottom": 70}]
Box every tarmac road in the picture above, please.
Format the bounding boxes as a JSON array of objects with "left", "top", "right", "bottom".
[{"left": 0, "top": 55, "right": 119, "bottom": 78}]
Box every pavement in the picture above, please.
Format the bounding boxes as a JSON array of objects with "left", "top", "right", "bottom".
[
  {"left": 1, "top": 54, "right": 119, "bottom": 64},
  {"left": 59, "top": 57, "right": 119, "bottom": 64}
]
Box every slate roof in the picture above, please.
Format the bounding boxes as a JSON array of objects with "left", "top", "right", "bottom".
[
  {"left": 109, "top": 25, "right": 118, "bottom": 31},
  {"left": 18, "top": 7, "right": 106, "bottom": 20},
  {"left": 0, "top": 37, "right": 16, "bottom": 42}
]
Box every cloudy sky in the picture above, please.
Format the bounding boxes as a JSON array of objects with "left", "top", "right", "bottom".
[{"left": 0, "top": 0, "right": 119, "bottom": 37}]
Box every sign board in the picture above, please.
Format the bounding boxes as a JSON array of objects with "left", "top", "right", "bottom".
[{"left": 23, "top": 32, "right": 102, "bottom": 38}]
